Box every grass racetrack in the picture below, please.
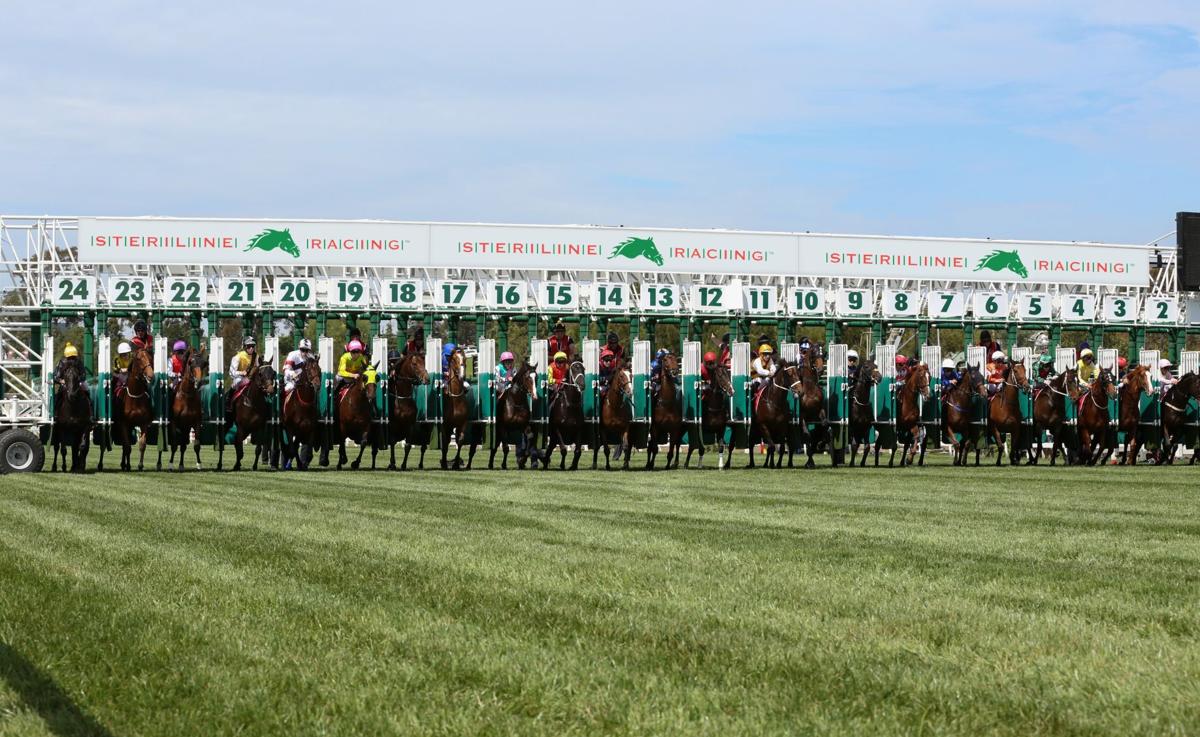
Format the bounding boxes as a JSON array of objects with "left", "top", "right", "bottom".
[{"left": 1, "top": 456, "right": 1199, "bottom": 736}]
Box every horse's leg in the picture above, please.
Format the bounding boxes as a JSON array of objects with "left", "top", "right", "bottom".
[
  {"left": 559, "top": 436, "right": 567, "bottom": 470},
  {"left": 622, "top": 431, "right": 632, "bottom": 471},
  {"left": 502, "top": 442, "right": 511, "bottom": 471},
  {"left": 918, "top": 429, "right": 929, "bottom": 467},
  {"left": 402, "top": 442, "right": 413, "bottom": 471},
  {"left": 489, "top": 431, "right": 500, "bottom": 470},
  {"left": 543, "top": 429, "right": 558, "bottom": 471},
  {"left": 466, "top": 436, "right": 478, "bottom": 470},
  {"left": 439, "top": 423, "right": 450, "bottom": 470},
  {"left": 353, "top": 437, "right": 367, "bottom": 470}
]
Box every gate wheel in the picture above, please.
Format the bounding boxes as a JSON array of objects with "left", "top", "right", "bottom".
[{"left": 0, "top": 429, "right": 46, "bottom": 474}]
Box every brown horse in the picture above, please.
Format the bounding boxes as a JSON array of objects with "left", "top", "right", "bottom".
[
  {"left": 748, "top": 360, "right": 803, "bottom": 469},
  {"left": 386, "top": 352, "right": 430, "bottom": 471},
  {"left": 793, "top": 347, "right": 827, "bottom": 468},
  {"left": 330, "top": 373, "right": 376, "bottom": 470},
  {"left": 942, "top": 366, "right": 987, "bottom": 466},
  {"left": 595, "top": 361, "right": 634, "bottom": 471},
  {"left": 646, "top": 354, "right": 685, "bottom": 470},
  {"left": 683, "top": 362, "right": 734, "bottom": 469},
  {"left": 1030, "top": 369, "right": 1081, "bottom": 465},
  {"left": 1156, "top": 371, "right": 1200, "bottom": 464},
  {"left": 987, "top": 361, "right": 1030, "bottom": 466},
  {"left": 106, "top": 347, "right": 155, "bottom": 471},
  {"left": 886, "top": 363, "right": 931, "bottom": 467},
  {"left": 440, "top": 350, "right": 478, "bottom": 470},
  {"left": 490, "top": 360, "right": 536, "bottom": 470},
  {"left": 221, "top": 360, "right": 277, "bottom": 471},
  {"left": 848, "top": 359, "right": 880, "bottom": 467},
  {"left": 1109, "top": 365, "right": 1152, "bottom": 465},
  {"left": 282, "top": 359, "right": 323, "bottom": 470},
  {"left": 167, "top": 349, "right": 207, "bottom": 471},
  {"left": 545, "top": 359, "right": 587, "bottom": 470},
  {"left": 51, "top": 358, "right": 91, "bottom": 473},
  {"left": 1077, "top": 368, "right": 1119, "bottom": 465}
]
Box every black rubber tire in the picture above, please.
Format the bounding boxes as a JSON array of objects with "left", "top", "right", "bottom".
[{"left": 0, "top": 429, "right": 46, "bottom": 474}]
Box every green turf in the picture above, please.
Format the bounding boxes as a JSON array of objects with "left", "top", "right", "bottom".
[{"left": 1, "top": 456, "right": 1199, "bottom": 736}]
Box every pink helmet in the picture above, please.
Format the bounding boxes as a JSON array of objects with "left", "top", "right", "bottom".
[
  {"left": 500, "top": 351, "right": 515, "bottom": 362},
  {"left": 347, "top": 340, "right": 364, "bottom": 352},
  {"left": 895, "top": 354, "right": 907, "bottom": 366}
]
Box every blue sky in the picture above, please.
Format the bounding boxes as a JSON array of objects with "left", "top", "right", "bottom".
[{"left": 3, "top": 1, "right": 1198, "bottom": 244}]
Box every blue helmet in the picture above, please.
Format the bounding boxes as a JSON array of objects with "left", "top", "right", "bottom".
[
  {"left": 442, "top": 343, "right": 457, "bottom": 356},
  {"left": 655, "top": 348, "right": 669, "bottom": 358}
]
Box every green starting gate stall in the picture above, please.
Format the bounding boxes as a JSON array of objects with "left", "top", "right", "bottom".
[
  {"left": 152, "top": 339, "right": 170, "bottom": 466},
  {"left": 729, "top": 342, "right": 751, "bottom": 453},
  {"left": 682, "top": 341, "right": 702, "bottom": 446},
  {"left": 920, "top": 345, "right": 942, "bottom": 446},
  {"left": 1178, "top": 350, "right": 1200, "bottom": 454},
  {"left": 582, "top": 339, "right": 600, "bottom": 424},
  {"left": 1139, "top": 349, "right": 1162, "bottom": 454},
  {"left": 966, "top": 345, "right": 989, "bottom": 445},
  {"left": 1096, "top": 348, "right": 1120, "bottom": 449},
  {"left": 1011, "top": 346, "right": 1034, "bottom": 453},
  {"left": 1055, "top": 347, "right": 1078, "bottom": 428},
  {"left": 94, "top": 336, "right": 113, "bottom": 453},
  {"left": 530, "top": 338, "right": 548, "bottom": 438},
  {"left": 826, "top": 343, "right": 849, "bottom": 461},
  {"left": 873, "top": 343, "right": 897, "bottom": 448}
]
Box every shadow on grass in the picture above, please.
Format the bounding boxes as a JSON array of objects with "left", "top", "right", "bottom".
[{"left": 0, "top": 642, "right": 113, "bottom": 737}]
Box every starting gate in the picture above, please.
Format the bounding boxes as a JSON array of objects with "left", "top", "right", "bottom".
[
  {"left": 1055, "top": 348, "right": 1077, "bottom": 426},
  {"left": 477, "top": 339, "right": 495, "bottom": 422},
  {"left": 423, "top": 338, "right": 441, "bottom": 424},
  {"left": 205, "top": 336, "right": 224, "bottom": 448},
  {"left": 582, "top": 339, "right": 600, "bottom": 421},
  {"left": 966, "top": 345, "right": 988, "bottom": 432},
  {"left": 730, "top": 342, "right": 751, "bottom": 425},
  {"left": 874, "top": 343, "right": 896, "bottom": 447},
  {"left": 632, "top": 341, "right": 651, "bottom": 421},
  {"left": 94, "top": 336, "right": 112, "bottom": 451},
  {"left": 1097, "top": 348, "right": 1119, "bottom": 431},
  {"left": 921, "top": 345, "right": 942, "bottom": 445},
  {"left": 682, "top": 341, "right": 702, "bottom": 439},
  {"left": 826, "top": 343, "right": 849, "bottom": 457},
  {"left": 530, "top": 338, "right": 548, "bottom": 428},
  {"left": 1139, "top": 349, "right": 1162, "bottom": 451},
  {"left": 1179, "top": 351, "right": 1200, "bottom": 451}
]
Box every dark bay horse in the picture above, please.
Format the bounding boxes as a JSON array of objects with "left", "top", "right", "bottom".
[
  {"left": 282, "top": 359, "right": 323, "bottom": 470},
  {"left": 942, "top": 367, "right": 987, "bottom": 466},
  {"left": 544, "top": 360, "right": 587, "bottom": 470},
  {"left": 793, "top": 347, "right": 827, "bottom": 469},
  {"left": 106, "top": 347, "right": 154, "bottom": 471},
  {"left": 167, "top": 349, "right": 207, "bottom": 471},
  {"left": 51, "top": 359, "right": 91, "bottom": 473},
  {"left": 646, "top": 354, "right": 684, "bottom": 470},
  {"left": 331, "top": 373, "right": 376, "bottom": 470},
  {"left": 221, "top": 361, "right": 277, "bottom": 471},
  {"left": 748, "top": 360, "right": 802, "bottom": 469},
  {"left": 1078, "top": 369, "right": 1118, "bottom": 465},
  {"left": 490, "top": 360, "right": 536, "bottom": 470},
  {"left": 386, "top": 352, "right": 430, "bottom": 471},
  {"left": 440, "top": 350, "right": 478, "bottom": 470},
  {"left": 1111, "top": 365, "right": 1152, "bottom": 465},
  {"left": 596, "top": 362, "right": 634, "bottom": 471},
  {"left": 987, "top": 361, "right": 1030, "bottom": 466},
  {"left": 886, "top": 363, "right": 931, "bottom": 467},
  {"left": 1156, "top": 372, "right": 1200, "bottom": 464},
  {"left": 1031, "top": 369, "right": 1080, "bottom": 465},
  {"left": 684, "top": 362, "right": 734, "bottom": 469},
  {"left": 848, "top": 359, "right": 880, "bottom": 467}
]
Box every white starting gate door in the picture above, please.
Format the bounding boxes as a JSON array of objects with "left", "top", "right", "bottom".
[
  {"left": 94, "top": 336, "right": 112, "bottom": 446},
  {"left": 682, "top": 340, "right": 702, "bottom": 436},
  {"left": 206, "top": 336, "right": 224, "bottom": 445},
  {"left": 730, "top": 342, "right": 751, "bottom": 425},
  {"left": 41, "top": 336, "right": 54, "bottom": 426},
  {"left": 1179, "top": 351, "right": 1200, "bottom": 378},
  {"left": 1011, "top": 346, "right": 1033, "bottom": 423},
  {"left": 424, "top": 338, "right": 442, "bottom": 424},
  {"left": 827, "top": 343, "right": 849, "bottom": 457},
  {"left": 530, "top": 338, "right": 548, "bottom": 427},
  {"left": 1179, "top": 351, "right": 1200, "bottom": 448},
  {"left": 582, "top": 339, "right": 600, "bottom": 421},
  {"left": 152, "top": 338, "right": 169, "bottom": 459},
  {"left": 920, "top": 345, "right": 942, "bottom": 444},
  {"left": 874, "top": 343, "right": 896, "bottom": 445},
  {"left": 966, "top": 346, "right": 988, "bottom": 429},
  {"left": 1139, "top": 349, "right": 1161, "bottom": 443},
  {"left": 632, "top": 340, "right": 651, "bottom": 421},
  {"left": 476, "top": 339, "right": 495, "bottom": 423}
]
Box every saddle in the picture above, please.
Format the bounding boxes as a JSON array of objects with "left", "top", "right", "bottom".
[
  {"left": 231, "top": 382, "right": 251, "bottom": 403},
  {"left": 753, "top": 383, "right": 768, "bottom": 414}
]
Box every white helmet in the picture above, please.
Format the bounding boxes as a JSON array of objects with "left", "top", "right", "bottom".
[
  {"left": 991, "top": 351, "right": 1006, "bottom": 361},
  {"left": 1159, "top": 358, "right": 1172, "bottom": 369},
  {"left": 847, "top": 349, "right": 859, "bottom": 360},
  {"left": 942, "top": 358, "right": 955, "bottom": 369},
  {"left": 299, "top": 338, "right": 313, "bottom": 351},
  {"left": 117, "top": 342, "right": 132, "bottom": 355}
]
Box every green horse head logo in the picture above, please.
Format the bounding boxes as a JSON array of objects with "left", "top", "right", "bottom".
[
  {"left": 974, "top": 249, "right": 1028, "bottom": 278},
  {"left": 608, "top": 236, "right": 664, "bottom": 267},
  {"left": 245, "top": 228, "right": 300, "bottom": 259}
]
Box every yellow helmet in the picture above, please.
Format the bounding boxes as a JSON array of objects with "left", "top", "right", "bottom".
[
  {"left": 759, "top": 344, "right": 774, "bottom": 354},
  {"left": 63, "top": 343, "right": 78, "bottom": 358},
  {"left": 1080, "top": 348, "right": 1094, "bottom": 358},
  {"left": 553, "top": 351, "right": 568, "bottom": 361}
]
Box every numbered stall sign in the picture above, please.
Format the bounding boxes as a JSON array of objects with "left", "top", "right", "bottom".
[
  {"left": 639, "top": 284, "right": 680, "bottom": 312},
  {"left": 537, "top": 282, "right": 579, "bottom": 311},
  {"left": 836, "top": 288, "right": 873, "bottom": 317},
  {"left": 972, "top": 291, "right": 1008, "bottom": 319},
  {"left": 434, "top": 280, "right": 477, "bottom": 309},
  {"left": 881, "top": 289, "right": 920, "bottom": 318},
  {"left": 51, "top": 276, "right": 97, "bottom": 307},
  {"left": 1102, "top": 295, "right": 1136, "bottom": 322},
  {"left": 1017, "top": 293, "right": 1050, "bottom": 321},
  {"left": 273, "top": 277, "right": 316, "bottom": 308},
  {"left": 381, "top": 279, "right": 423, "bottom": 309},
  {"left": 164, "top": 277, "right": 205, "bottom": 308},
  {"left": 105, "top": 276, "right": 151, "bottom": 307},
  {"left": 742, "top": 286, "right": 778, "bottom": 315},
  {"left": 1145, "top": 297, "right": 1179, "bottom": 324},
  {"left": 486, "top": 281, "right": 527, "bottom": 311},
  {"left": 689, "top": 285, "right": 739, "bottom": 313},
  {"left": 787, "top": 288, "right": 825, "bottom": 316},
  {"left": 927, "top": 290, "right": 966, "bottom": 319},
  {"left": 1061, "top": 295, "right": 1096, "bottom": 322},
  {"left": 329, "top": 278, "right": 370, "bottom": 309},
  {"left": 590, "top": 282, "right": 630, "bottom": 312},
  {"left": 220, "top": 277, "right": 260, "bottom": 307}
]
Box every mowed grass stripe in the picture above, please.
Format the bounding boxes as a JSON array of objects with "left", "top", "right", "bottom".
[{"left": 1, "top": 465, "right": 1199, "bottom": 736}]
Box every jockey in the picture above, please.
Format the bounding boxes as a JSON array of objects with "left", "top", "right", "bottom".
[
  {"left": 169, "top": 339, "right": 188, "bottom": 374},
  {"left": 650, "top": 348, "right": 670, "bottom": 395},
  {"left": 717, "top": 333, "right": 732, "bottom": 368},
  {"left": 977, "top": 329, "right": 1002, "bottom": 358},
  {"left": 604, "top": 332, "right": 625, "bottom": 361},
  {"left": 113, "top": 341, "right": 132, "bottom": 375},
  {"left": 1077, "top": 348, "right": 1097, "bottom": 384},
  {"left": 1117, "top": 356, "right": 1128, "bottom": 380},
  {"left": 548, "top": 351, "right": 570, "bottom": 397},
  {"left": 225, "top": 336, "right": 257, "bottom": 419},
  {"left": 940, "top": 358, "right": 959, "bottom": 392},
  {"left": 337, "top": 340, "right": 376, "bottom": 389},
  {"left": 846, "top": 349, "right": 860, "bottom": 382},
  {"left": 131, "top": 319, "right": 154, "bottom": 352},
  {"left": 548, "top": 321, "right": 574, "bottom": 361},
  {"left": 283, "top": 338, "right": 313, "bottom": 392},
  {"left": 750, "top": 344, "right": 776, "bottom": 389},
  {"left": 1159, "top": 358, "right": 1177, "bottom": 394},
  {"left": 894, "top": 354, "right": 908, "bottom": 383},
  {"left": 496, "top": 351, "right": 516, "bottom": 393},
  {"left": 403, "top": 326, "right": 424, "bottom": 356},
  {"left": 598, "top": 346, "right": 618, "bottom": 395},
  {"left": 1036, "top": 353, "right": 1056, "bottom": 384},
  {"left": 54, "top": 342, "right": 83, "bottom": 390},
  {"left": 700, "top": 351, "right": 718, "bottom": 383},
  {"left": 986, "top": 350, "right": 1007, "bottom": 396}
]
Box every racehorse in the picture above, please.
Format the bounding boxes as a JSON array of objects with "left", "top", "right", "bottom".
[
  {"left": 847, "top": 359, "right": 880, "bottom": 467},
  {"left": 1155, "top": 371, "right": 1200, "bottom": 464},
  {"left": 595, "top": 361, "right": 634, "bottom": 471},
  {"left": 1108, "top": 364, "right": 1152, "bottom": 465},
  {"left": 544, "top": 359, "right": 587, "bottom": 470},
  {"left": 1077, "top": 368, "right": 1119, "bottom": 465},
  {"left": 167, "top": 349, "right": 207, "bottom": 471},
  {"left": 220, "top": 360, "right": 277, "bottom": 471},
  {"left": 328, "top": 371, "right": 376, "bottom": 471},
  {"left": 683, "top": 362, "right": 734, "bottom": 468},
  {"left": 106, "top": 347, "right": 155, "bottom": 471},
  {"left": 51, "top": 358, "right": 91, "bottom": 473},
  {"left": 748, "top": 360, "right": 803, "bottom": 469},
  {"left": 942, "top": 366, "right": 987, "bottom": 466},
  {"left": 282, "top": 358, "right": 323, "bottom": 470},
  {"left": 645, "top": 354, "right": 684, "bottom": 470},
  {"left": 490, "top": 360, "right": 537, "bottom": 470},
  {"left": 440, "top": 349, "right": 478, "bottom": 470},
  {"left": 793, "top": 346, "right": 827, "bottom": 468},
  {"left": 386, "top": 352, "right": 430, "bottom": 471},
  {"left": 886, "top": 362, "right": 931, "bottom": 467},
  {"left": 1030, "top": 369, "right": 1081, "bottom": 465},
  {"left": 987, "top": 361, "right": 1030, "bottom": 466}
]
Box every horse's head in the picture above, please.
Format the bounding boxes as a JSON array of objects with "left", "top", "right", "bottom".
[
  {"left": 188, "top": 349, "right": 209, "bottom": 387},
  {"left": 1095, "top": 368, "right": 1118, "bottom": 398},
  {"left": 512, "top": 360, "right": 536, "bottom": 394},
  {"left": 969, "top": 367, "right": 987, "bottom": 398},
  {"left": 253, "top": 361, "right": 277, "bottom": 395},
  {"left": 777, "top": 361, "right": 804, "bottom": 397},
  {"left": 303, "top": 357, "right": 322, "bottom": 387},
  {"left": 610, "top": 361, "right": 632, "bottom": 398},
  {"left": 908, "top": 362, "right": 931, "bottom": 399},
  {"left": 1010, "top": 361, "right": 1030, "bottom": 390},
  {"left": 394, "top": 352, "right": 429, "bottom": 385},
  {"left": 1062, "top": 368, "right": 1082, "bottom": 399},
  {"left": 130, "top": 347, "right": 154, "bottom": 385},
  {"left": 661, "top": 353, "right": 680, "bottom": 380},
  {"left": 1129, "top": 364, "right": 1152, "bottom": 397},
  {"left": 58, "top": 359, "right": 86, "bottom": 398},
  {"left": 710, "top": 363, "right": 733, "bottom": 397}
]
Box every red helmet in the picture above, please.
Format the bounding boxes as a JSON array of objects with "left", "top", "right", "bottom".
[
  {"left": 1118, "top": 356, "right": 1128, "bottom": 368},
  {"left": 703, "top": 351, "right": 717, "bottom": 363},
  {"left": 600, "top": 348, "right": 614, "bottom": 359},
  {"left": 895, "top": 354, "right": 906, "bottom": 366}
]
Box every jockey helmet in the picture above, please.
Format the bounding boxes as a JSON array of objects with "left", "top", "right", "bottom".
[
  {"left": 299, "top": 338, "right": 313, "bottom": 351},
  {"left": 173, "top": 340, "right": 187, "bottom": 352},
  {"left": 1159, "top": 358, "right": 1172, "bottom": 369},
  {"left": 1039, "top": 353, "right": 1053, "bottom": 364},
  {"left": 117, "top": 342, "right": 132, "bottom": 355},
  {"left": 554, "top": 351, "right": 568, "bottom": 362},
  {"left": 991, "top": 351, "right": 1006, "bottom": 361},
  {"left": 703, "top": 351, "right": 717, "bottom": 363},
  {"left": 500, "top": 351, "right": 515, "bottom": 362},
  {"left": 798, "top": 336, "right": 810, "bottom": 345},
  {"left": 895, "top": 354, "right": 906, "bottom": 366},
  {"left": 607, "top": 332, "right": 619, "bottom": 343},
  {"left": 721, "top": 333, "right": 730, "bottom": 343},
  {"left": 1117, "top": 356, "right": 1128, "bottom": 369},
  {"left": 600, "top": 347, "right": 614, "bottom": 359},
  {"left": 656, "top": 348, "right": 669, "bottom": 358},
  {"left": 64, "top": 343, "right": 78, "bottom": 358},
  {"left": 846, "top": 349, "right": 858, "bottom": 360},
  {"left": 443, "top": 343, "right": 457, "bottom": 355},
  {"left": 347, "top": 340, "right": 364, "bottom": 352},
  {"left": 134, "top": 320, "right": 148, "bottom": 333},
  {"left": 553, "top": 321, "right": 566, "bottom": 331},
  {"left": 243, "top": 336, "right": 257, "bottom": 348},
  {"left": 1080, "top": 348, "right": 1094, "bottom": 359},
  {"left": 759, "top": 345, "right": 774, "bottom": 355},
  {"left": 942, "top": 358, "right": 955, "bottom": 369}
]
